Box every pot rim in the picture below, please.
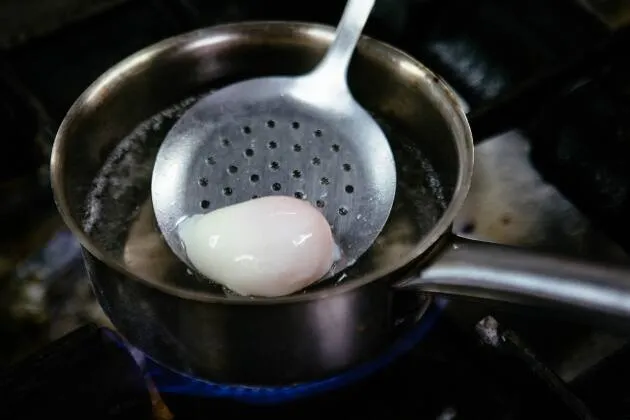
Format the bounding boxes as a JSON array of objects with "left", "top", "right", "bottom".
[{"left": 50, "top": 21, "right": 474, "bottom": 305}]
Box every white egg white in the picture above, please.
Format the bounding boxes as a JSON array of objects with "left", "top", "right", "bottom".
[{"left": 178, "top": 196, "right": 337, "bottom": 297}]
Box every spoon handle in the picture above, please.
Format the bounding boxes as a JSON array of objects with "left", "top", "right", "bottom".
[{"left": 311, "top": 0, "right": 376, "bottom": 89}]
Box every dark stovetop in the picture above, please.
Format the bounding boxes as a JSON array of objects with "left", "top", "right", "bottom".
[
  {"left": 3, "top": 0, "right": 630, "bottom": 419},
  {"left": 0, "top": 306, "right": 609, "bottom": 420},
  {"left": 4, "top": 0, "right": 611, "bottom": 120}
]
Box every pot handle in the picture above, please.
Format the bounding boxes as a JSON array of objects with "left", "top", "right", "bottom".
[{"left": 395, "top": 235, "right": 630, "bottom": 322}]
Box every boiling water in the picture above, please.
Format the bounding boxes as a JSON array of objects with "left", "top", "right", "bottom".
[{"left": 83, "top": 94, "right": 447, "bottom": 297}]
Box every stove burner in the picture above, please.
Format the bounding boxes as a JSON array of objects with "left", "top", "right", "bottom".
[{"left": 145, "top": 300, "right": 445, "bottom": 405}]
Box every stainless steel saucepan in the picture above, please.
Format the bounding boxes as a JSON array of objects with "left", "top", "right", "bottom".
[{"left": 50, "top": 22, "right": 630, "bottom": 386}]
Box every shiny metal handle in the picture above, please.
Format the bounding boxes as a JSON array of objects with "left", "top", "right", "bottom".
[
  {"left": 396, "top": 236, "right": 630, "bottom": 322},
  {"left": 308, "top": 0, "right": 376, "bottom": 88}
]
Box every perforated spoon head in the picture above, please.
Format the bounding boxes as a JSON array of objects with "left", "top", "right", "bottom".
[{"left": 151, "top": 0, "right": 396, "bottom": 276}]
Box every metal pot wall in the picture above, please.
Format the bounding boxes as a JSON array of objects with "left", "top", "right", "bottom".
[{"left": 51, "top": 22, "right": 630, "bottom": 386}]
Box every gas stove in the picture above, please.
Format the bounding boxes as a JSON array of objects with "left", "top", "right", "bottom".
[{"left": 1, "top": 0, "right": 630, "bottom": 418}]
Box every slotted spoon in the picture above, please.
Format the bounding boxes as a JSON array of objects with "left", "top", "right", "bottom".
[{"left": 151, "top": 0, "right": 396, "bottom": 275}]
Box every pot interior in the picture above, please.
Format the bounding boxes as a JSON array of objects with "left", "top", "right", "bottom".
[{"left": 52, "top": 22, "right": 471, "bottom": 299}]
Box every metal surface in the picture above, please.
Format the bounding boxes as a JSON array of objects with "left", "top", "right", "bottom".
[
  {"left": 450, "top": 130, "right": 630, "bottom": 381},
  {"left": 50, "top": 21, "right": 630, "bottom": 386},
  {"left": 475, "top": 316, "right": 598, "bottom": 420},
  {"left": 152, "top": 0, "right": 396, "bottom": 275},
  {"left": 50, "top": 22, "right": 469, "bottom": 384},
  {"left": 398, "top": 236, "right": 630, "bottom": 323}
]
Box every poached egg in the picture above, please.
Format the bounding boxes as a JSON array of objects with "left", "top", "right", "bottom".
[{"left": 178, "top": 196, "right": 338, "bottom": 297}]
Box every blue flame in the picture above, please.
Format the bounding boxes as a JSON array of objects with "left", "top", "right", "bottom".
[{"left": 146, "top": 300, "right": 445, "bottom": 405}]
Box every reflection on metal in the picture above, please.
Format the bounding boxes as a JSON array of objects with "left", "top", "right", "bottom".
[{"left": 455, "top": 130, "right": 628, "bottom": 263}]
